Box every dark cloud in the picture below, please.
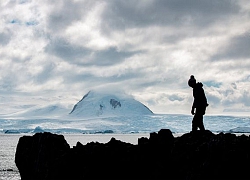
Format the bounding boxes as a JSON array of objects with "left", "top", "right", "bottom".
[
  {"left": 47, "top": 1, "right": 103, "bottom": 33},
  {"left": 213, "top": 33, "right": 250, "bottom": 60},
  {"left": 101, "top": 0, "right": 240, "bottom": 31},
  {"left": 206, "top": 93, "right": 221, "bottom": 106},
  {"left": 0, "top": 74, "right": 18, "bottom": 92},
  {"left": 90, "top": 47, "right": 141, "bottom": 66},
  {"left": 61, "top": 73, "right": 96, "bottom": 84},
  {"left": 62, "top": 68, "right": 142, "bottom": 87},
  {"left": 45, "top": 38, "right": 92, "bottom": 63},
  {"left": 162, "top": 34, "right": 187, "bottom": 44},
  {"left": 35, "top": 63, "right": 56, "bottom": 84},
  {"left": 45, "top": 38, "right": 138, "bottom": 66},
  {"left": 0, "top": 32, "right": 11, "bottom": 45},
  {"left": 222, "top": 90, "right": 250, "bottom": 107}
]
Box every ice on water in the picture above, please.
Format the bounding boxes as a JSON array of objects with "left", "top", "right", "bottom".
[{"left": 1, "top": 114, "right": 250, "bottom": 134}]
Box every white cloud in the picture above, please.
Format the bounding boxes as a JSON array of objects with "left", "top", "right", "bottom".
[{"left": 64, "top": 2, "right": 114, "bottom": 50}]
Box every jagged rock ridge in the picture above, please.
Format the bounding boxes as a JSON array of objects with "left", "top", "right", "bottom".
[{"left": 15, "top": 130, "right": 250, "bottom": 179}]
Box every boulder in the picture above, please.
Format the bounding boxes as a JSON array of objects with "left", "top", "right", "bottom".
[{"left": 15, "top": 132, "right": 70, "bottom": 180}]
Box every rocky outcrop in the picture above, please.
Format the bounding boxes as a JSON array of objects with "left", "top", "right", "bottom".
[
  {"left": 15, "top": 132, "right": 70, "bottom": 180},
  {"left": 15, "top": 130, "right": 250, "bottom": 180}
]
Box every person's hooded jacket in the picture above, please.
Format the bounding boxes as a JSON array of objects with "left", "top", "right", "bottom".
[{"left": 192, "top": 82, "right": 208, "bottom": 109}]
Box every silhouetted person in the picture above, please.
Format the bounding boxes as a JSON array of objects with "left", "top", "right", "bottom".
[{"left": 188, "top": 75, "right": 208, "bottom": 132}]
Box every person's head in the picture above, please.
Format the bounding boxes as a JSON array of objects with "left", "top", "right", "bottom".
[{"left": 188, "top": 75, "right": 196, "bottom": 88}]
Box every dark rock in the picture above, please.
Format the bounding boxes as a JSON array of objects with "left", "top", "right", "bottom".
[
  {"left": 4, "top": 130, "right": 21, "bottom": 134},
  {"left": 95, "top": 129, "right": 114, "bottom": 134},
  {"left": 15, "top": 132, "right": 70, "bottom": 180},
  {"left": 15, "top": 129, "right": 250, "bottom": 180}
]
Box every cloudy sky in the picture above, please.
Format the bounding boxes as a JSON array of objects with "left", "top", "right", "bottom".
[{"left": 0, "top": 0, "right": 250, "bottom": 116}]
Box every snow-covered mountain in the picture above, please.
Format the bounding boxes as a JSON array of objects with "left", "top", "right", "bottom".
[
  {"left": 2, "top": 91, "right": 153, "bottom": 119},
  {"left": 69, "top": 91, "right": 153, "bottom": 118}
]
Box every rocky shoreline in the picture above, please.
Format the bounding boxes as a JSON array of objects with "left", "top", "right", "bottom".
[{"left": 15, "top": 129, "right": 250, "bottom": 179}]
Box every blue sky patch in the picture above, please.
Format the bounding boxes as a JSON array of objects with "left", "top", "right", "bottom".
[
  {"left": 10, "top": 19, "right": 19, "bottom": 24},
  {"left": 203, "top": 81, "right": 222, "bottom": 88},
  {"left": 19, "top": 0, "right": 29, "bottom": 4},
  {"left": 26, "top": 21, "right": 38, "bottom": 26}
]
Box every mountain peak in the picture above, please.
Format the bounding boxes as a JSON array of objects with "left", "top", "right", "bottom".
[{"left": 69, "top": 90, "right": 153, "bottom": 117}]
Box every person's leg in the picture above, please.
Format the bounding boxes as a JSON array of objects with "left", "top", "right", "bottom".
[
  {"left": 192, "top": 114, "right": 198, "bottom": 131},
  {"left": 198, "top": 115, "right": 205, "bottom": 131},
  {"left": 196, "top": 107, "right": 205, "bottom": 131}
]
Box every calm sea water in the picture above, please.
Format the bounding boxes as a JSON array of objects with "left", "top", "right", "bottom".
[{"left": 0, "top": 134, "right": 21, "bottom": 180}]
